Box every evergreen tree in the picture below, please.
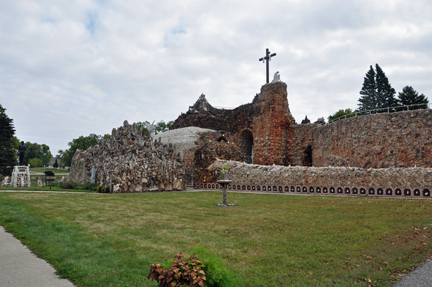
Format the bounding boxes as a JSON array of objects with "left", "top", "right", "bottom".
[
  {"left": 358, "top": 64, "right": 397, "bottom": 111},
  {"left": 0, "top": 104, "right": 17, "bottom": 175},
  {"left": 358, "top": 66, "right": 377, "bottom": 111},
  {"left": 397, "top": 86, "right": 429, "bottom": 110},
  {"left": 53, "top": 158, "right": 59, "bottom": 168}
]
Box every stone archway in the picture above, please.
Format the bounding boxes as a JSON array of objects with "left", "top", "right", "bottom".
[
  {"left": 240, "top": 130, "right": 254, "bottom": 164},
  {"left": 303, "top": 145, "right": 313, "bottom": 166}
]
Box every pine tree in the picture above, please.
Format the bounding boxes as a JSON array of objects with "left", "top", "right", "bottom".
[
  {"left": 397, "top": 86, "right": 429, "bottom": 110},
  {"left": 358, "top": 66, "right": 377, "bottom": 111},
  {"left": 358, "top": 64, "right": 397, "bottom": 111},
  {"left": 375, "top": 64, "right": 397, "bottom": 108},
  {"left": 0, "top": 104, "right": 17, "bottom": 176},
  {"left": 53, "top": 158, "right": 59, "bottom": 168}
]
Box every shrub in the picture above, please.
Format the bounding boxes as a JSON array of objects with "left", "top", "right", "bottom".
[
  {"left": 96, "top": 185, "right": 109, "bottom": 193},
  {"left": 148, "top": 253, "right": 206, "bottom": 287},
  {"left": 82, "top": 182, "right": 98, "bottom": 190},
  {"left": 60, "top": 181, "right": 78, "bottom": 189},
  {"left": 44, "top": 171, "right": 55, "bottom": 176},
  {"left": 189, "top": 246, "right": 244, "bottom": 287}
]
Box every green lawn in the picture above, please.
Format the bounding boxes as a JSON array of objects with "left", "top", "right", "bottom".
[
  {"left": 0, "top": 186, "right": 92, "bottom": 192},
  {"left": 0, "top": 191, "right": 431, "bottom": 286}
]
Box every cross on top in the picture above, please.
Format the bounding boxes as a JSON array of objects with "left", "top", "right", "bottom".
[{"left": 258, "top": 48, "right": 276, "bottom": 84}]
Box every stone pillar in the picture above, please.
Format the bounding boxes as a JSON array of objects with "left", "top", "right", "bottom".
[
  {"left": 11, "top": 166, "right": 31, "bottom": 187},
  {"left": 251, "top": 81, "right": 295, "bottom": 165}
]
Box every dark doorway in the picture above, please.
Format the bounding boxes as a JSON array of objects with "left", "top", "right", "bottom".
[
  {"left": 240, "top": 130, "right": 254, "bottom": 163},
  {"left": 303, "top": 145, "right": 312, "bottom": 166}
]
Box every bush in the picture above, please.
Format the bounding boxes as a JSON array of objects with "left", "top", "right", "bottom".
[
  {"left": 189, "top": 246, "right": 244, "bottom": 287},
  {"left": 60, "top": 181, "right": 78, "bottom": 189},
  {"left": 82, "top": 182, "right": 98, "bottom": 190},
  {"left": 148, "top": 253, "right": 206, "bottom": 287},
  {"left": 149, "top": 248, "right": 243, "bottom": 287},
  {"left": 96, "top": 185, "right": 109, "bottom": 193},
  {"left": 44, "top": 171, "right": 55, "bottom": 176}
]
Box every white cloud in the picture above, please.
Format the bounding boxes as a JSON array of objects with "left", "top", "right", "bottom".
[{"left": 1, "top": 0, "right": 432, "bottom": 155}]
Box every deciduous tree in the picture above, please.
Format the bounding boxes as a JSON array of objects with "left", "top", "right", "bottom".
[
  {"left": 23, "top": 142, "right": 52, "bottom": 166},
  {"left": 29, "top": 158, "right": 44, "bottom": 167},
  {"left": 59, "top": 134, "right": 100, "bottom": 167},
  {"left": 328, "top": 108, "right": 355, "bottom": 123}
]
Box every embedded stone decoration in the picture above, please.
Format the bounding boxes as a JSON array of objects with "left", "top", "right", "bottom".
[
  {"left": 10, "top": 166, "right": 31, "bottom": 187},
  {"left": 196, "top": 159, "right": 432, "bottom": 198},
  {"left": 1, "top": 176, "right": 10, "bottom": 186},
  {"left": 67, "top": 121, "right": 185, "bottom": 192}
]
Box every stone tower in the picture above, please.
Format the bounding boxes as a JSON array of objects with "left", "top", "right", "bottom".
[{"left": 249, "top": 81, "right": 295, "bottom": 165}]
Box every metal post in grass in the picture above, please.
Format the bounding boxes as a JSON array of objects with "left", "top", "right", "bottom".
[{"left": 216, "top": 165, "right": 235, "bottom": 207}]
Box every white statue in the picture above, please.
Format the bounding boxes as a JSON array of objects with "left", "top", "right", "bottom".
[
  {"left": 145, "top": 121, "right": 157, "bottom": 138},
  {"left": 272, "top": 71, "right": 281, "bottom": 83}
]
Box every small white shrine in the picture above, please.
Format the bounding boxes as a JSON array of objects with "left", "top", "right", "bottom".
[{"left": 10, "top": 166, "right": 31, "bottom": 187}]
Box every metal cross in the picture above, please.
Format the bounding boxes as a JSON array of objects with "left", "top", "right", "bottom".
[{"left": 259, "top": 48, "right": 276, "bottom": 83}]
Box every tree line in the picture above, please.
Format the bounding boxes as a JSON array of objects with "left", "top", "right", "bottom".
[
  {"left": 0, "top": 104, "right": 54, "bottom": 174},
  {"left": 328, "top": 64, "right": 429, "bottom": 123}
]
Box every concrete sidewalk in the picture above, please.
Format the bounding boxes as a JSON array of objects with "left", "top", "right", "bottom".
[{"left": 0, "top": 226, "right": 75, "bottom": 287}]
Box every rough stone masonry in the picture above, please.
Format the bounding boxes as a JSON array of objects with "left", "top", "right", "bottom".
[
  {"left": 67, "top": 121, "right": 185, "bottom": 192},
  {"left": 172, "top": 80, "right": 432, "bottom": 169},
  {"left": 203, "top": 159, "right": 432, "bottom": 198}
]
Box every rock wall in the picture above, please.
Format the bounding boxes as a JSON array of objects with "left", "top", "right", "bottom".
[
  {"left": 312, "top": 109, "right": 432, "bottom": 168},
  {"left": 193, "top": 132, "right": 245, "bottom": 183},
  {"left": 67, "top": 121, "right": 185, "bottom": 192},
  {"left": 170, "top": 94, "right": 253, "bottom": 134},
  {"left": 249, "top": 82, "right": 296, "bottom": 166},
  {"left": 155, "top": 126, "right": 245, "bottom": 184},
  {"left": 287, "top": 123, "right": 317, "bottom": 166},
  {"left": 171, "top": 82, "right": 297, "bottom": 166},
  {"left": 170, "top": 81, "right": 432, "bottom": 169},
  {"left": 155, "top": 126, "right": 216, "bottom": 160},
  {"left": 200, "top": 159, "right": 432, "bottom": 198}
]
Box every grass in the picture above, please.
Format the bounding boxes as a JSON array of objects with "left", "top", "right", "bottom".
[
  {"left": 0, "top": 186, "right": 92, "bottom": 192},
  {"left": 0, "top": 191, "right": 431, "bottom": 286}
]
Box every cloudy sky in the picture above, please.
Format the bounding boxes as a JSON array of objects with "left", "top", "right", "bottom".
[{"left": 1, "top": 0, "right": 431, "bottom": 156}]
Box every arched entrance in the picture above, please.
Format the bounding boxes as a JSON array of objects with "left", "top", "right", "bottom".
[
  {"left": 240, "top": 130, "right": 254, "bottom": 164},
  {"left": 303, "top": 145, "right": 313, "bottom": 166}
]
